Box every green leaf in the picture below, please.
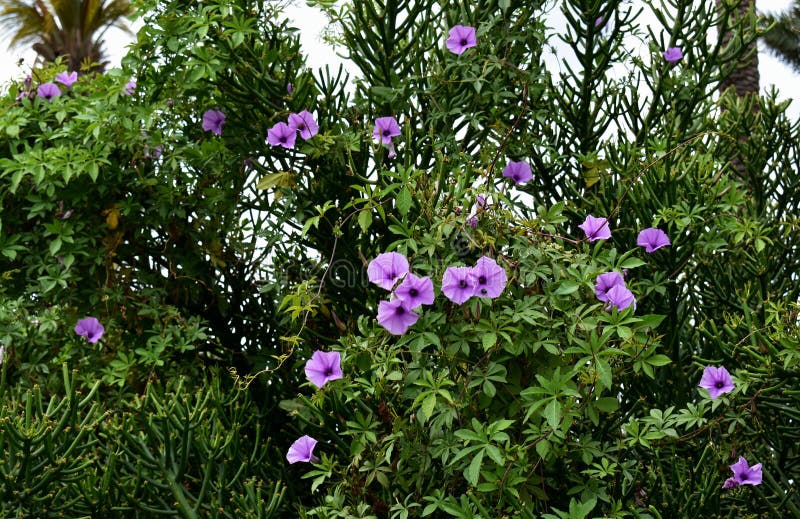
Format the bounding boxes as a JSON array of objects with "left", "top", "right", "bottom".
[
  {"left": 396, "top": 186, "right": 412, "bottom": 216},
  {"left": 481, "top": 332, "right": 497, "bottom": 351},
  {"left": 256, "top": 171, "right": 293, "bottom": 190},
  {"left": 358, "top": 209, "right": 372, "bottom": 233},
  {"left": 543, "top": 399, "right": 562, "bottom": 430},
  {"left": 464, "top": 450, "right": 484, "bottom": 486},
  {"left": 554, "top": 281, "right": 580, "bottom": 295}
]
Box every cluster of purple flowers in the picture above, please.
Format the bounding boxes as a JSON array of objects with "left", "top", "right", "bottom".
[
  {"left": 581, "top": 215, "right": 670, "bottom": 312},
  {"left": 696, "top": 366, "right": 762, "bottom": 488},
  {"left": 267, "top": 110, "right": 319, "bottom": 149},
  {"left": 16, "top": 70, "right": 80, "bottom": 102},
  {"left": 368, "top": 252, "right": 508, "bottom": 334},
  {"left": 286, "top": 350, "right": 343, "bottom": 464},
  {"left": 369, "top": 252, "right": 435, "bottom": 335}
]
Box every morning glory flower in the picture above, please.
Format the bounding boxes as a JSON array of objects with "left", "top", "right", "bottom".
[
  {"left": 663, "top": 46, "right": 683, "bottom": 63},
  {"left": 698, "top": 365, "right": 735, "bottom": 399},
  {"left": 471, "top": 256, "right": 507, "bottom": 299},
  {"left": 595, "top": 272, "right": 625, "bottom": 302},
  {"left": 304, "top": 350, "right": 343, "bottom": 389},
  {"left": 286, "top": 83, "right": 293, "bottom": 94},
  {"left": 467, "top": 215, "right": 478, "bottom": 229},
  {"left": 394, "top": 273, "right": 435, "bottom": 309},
  {"left": 579, "top": 215, "right": 612, "bottom": 241},
  {"left": 368, "top": 252, "right": 409, "bottom": 291},
  {"left": 476, "top": 195, "right": 487, "bottom": 210},
  {"left": 55, "top": 71, "right": 78, "bottom": 87},
  {"left": 377, "top": 299, "right": 419, "bottom": 335},
  {"left": 75, "top": 317, "right": 104, "bottom": 343},
  {"left": 373, "top": 116, "right": 401, "bottom": 145},
  {"left": 723, "top": 457, "right": 762, "bottom": 489},
  {"left": 288, "top": 110, "right": 319, "bottom": 140},
  {"left": 637, "top": 228, "right": 671, "bottom": 253},
  {"left": 502, "top": 161, "right": 533, "bottom": 185},
  {"left": 37, "top": 82, "right": 61, "bottom": 102},
  {"left": 267, "top": 122, "right": 297, "bottom": 149},
  {"left": 124, "top": 80, "right": 136, "bottom": 95},
  {"left": 202, "top": 109, "right": 226, "bottom": 136},
  {"left": 441, "top": 266, "right": 476, "bottom": 304},
  {"left": 286, "top": 435, "right": 319, "bottom": 464},
  {"left": 446, "top": 25, "right": 477, "bottom": 55},
  {"left": 605, "top": 284, "right": 635, "bottom": 312}
]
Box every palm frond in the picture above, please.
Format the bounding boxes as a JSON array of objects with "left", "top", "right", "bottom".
[{"left": 761, "top": 1, "right": 800, "bottom": 74}]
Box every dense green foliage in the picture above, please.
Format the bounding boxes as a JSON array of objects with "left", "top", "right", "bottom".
[{"left": 2, "top": 0, "right": 800, "bottom": 517}]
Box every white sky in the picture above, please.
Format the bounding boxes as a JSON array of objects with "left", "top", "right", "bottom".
[{"left": 1, "top": 0, "right": 797, "bottom": 116}]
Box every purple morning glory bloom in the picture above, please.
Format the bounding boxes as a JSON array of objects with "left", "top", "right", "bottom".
[
  {"left": 75, "top": 317, "right": 104, "bottom": 343},
  {"left": 368, "top": 252, "right": 409, "bottom": 291},
  {"left": 595, "top": 272, "right": 625, "bottom": 302},
  {"left": 579, "top": 215, "right": 612, "bottom": 241},
  {"left": 55, "top": 71, "right": 78, "bottom": 87},
  {"left": 37, "top": 82, "right": 61, "bottom": 102},
  {"left": 373, "top": 116, "right": 401, "bottom": 145},
  {"left": 441, "top": 266, "right": 476, "bottom": 304},
  {"left": 637, "top": 228, "right": 671, "bottom": 253},
  {"left": 394, "top": 273, "right": 435, "bottom": 309},
  {"left": 698, "top": 365, "right": 735, "bottom": 399},
  {"left": 502, "top": 161, "right": 533, "bottom": 185},
  {"left": 286, "top": 435, "right": 319, "bottom": 464},
  {"left": 304, "top": 350, "right": 343, "bottom": 389},
  {"left": 605, "top": 284, "right": 636, "bottom": 312},
  {"left": 288, "top": 110, "right": 319, "bottom": 140},
  {"left": 476, "top": 195, "right": 487, "bottom": 210},
  {"left": 124, "top": 80, "right": 136, "bottom": 95},
  {"left": 202, "top": 109, "right": 226, "bottom": 136},
  {"left": 286, "top": 83, "right": 293, "bottom": 94},
  {"left": 267, "top": 122, "right": 297, "bottom": 149},
  {"left": 723, "top": 457, "right": 762, "bottom": 489},
  {"left": 663, "top": 46, "right": 683, "bottom": 63},
  {"left": 471, "top": 256, "right": 507, "bottom": 299},
  {"left": 467, "top": 215, "right": 478, "bottom": 229},
  {"left": 377, "top": 298, "right": 419, "bottom": 335},
  {"left": 446, "top": 25, "right": 477, "bottom": 55}
]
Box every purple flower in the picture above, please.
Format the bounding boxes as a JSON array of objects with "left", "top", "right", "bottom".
[
  {"left": 663, "top": 46, "right": 683, "bottom": 63},
  {"left": 579, "top": 215, "right": 611, "bottom": 241},
  {"left": 394, "top": 273, "right": 435, "bottom": 309},
  {"left": 723, "top": 457, "right": 762, "bottom": 489},
  {"left": 441, "top": 266, "right": 476, "bottom": 304},
  {"left": 595, "top": 272, "right": 625, "bottom": 302},
  {"left": 594, "top": 16, "right": 604, "bottom": 26},
  {"left": 637, "top": 228, "right": 671, "bottom": 253},
  {"left": 286, "top": 435, "right": 319, "bottom": 464},
  {"left": 368, "top": 252, "right": 409, "bottom": 291},
  {"left": 446, "top": 25, "right": 477, "bottom": 55},
  {"left": 471, "top": 256, "right": 507, "bottom": 299},
  {"left": 304, "top": 350, "right": 343, "bottom": 389},
  {"left": 698, "top": 366, "right": 735, "bottom": 399},
  {"left": 75, "top": 317, "right": 104, "bottom": 343},
  {"left": 124, "top": 80, "right": 136, "bottom": 95},
  {"left": 286, "top": 83, "right": 293, "bottom": 94},
  {"left": 37, "top": 82, "right": 61, "bottom": 102},
  {"left": 377, "top": 299, "right": 419, "bottom": 335},
  {"left": 267, "top": 122, "right": 297, "bottom": 149},
  {"left": 373, "top": 116, "right": 401, "bottom": 145},
  {"left": 55, "top": 71, "right": 78, "bottom": 87},
  {"left": 476, "top": 195, "right": 487, "bottom": 210},
  {"left": 467, "top": 215, "right": 478, "bottom": 228},
  {"left": 502, "top": 161, "right": 533, "bottom": 185},
  {"left": 605, "top": 284, "right": 635, "bottom": 312},
  {"left": 202, "top": 109, "right": 226, "bottom": 136},
  {"left": 288, "top": 110, "right": 319, "bottom": 140}
]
